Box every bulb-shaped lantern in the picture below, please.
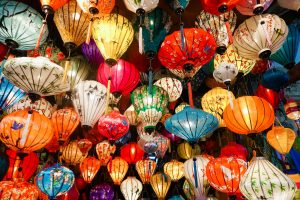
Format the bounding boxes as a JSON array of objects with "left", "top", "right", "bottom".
[
  {"left": 154, "top": 77, "right": 183, "bottom": 102},
  {"left": 120, "top": 142, "right": 144, "bottom": 164},
  {"left": 107, "top": 157, "right": 129, "bottom": 185},
  {"left": 213, "top": 62, "right": 238, "bottom": 85},
  {"left": 120, "top": 176, "right": 143, "bottom": 200},
  {"left": 135, "top": 159, "right": 157, "bottom": 184},
  {"left": 150, "top": 172, "right": 172, "bottom": 200},
  {"left": 0, "top": 180, "right": 39, "bottom": 200},
  {"left": 267, "top": 126, "right": 296, "bottom": 154},
  {"left": 96, "top": 140, "right": 116, "bottom": 166},
  {"left": 177, "top": 142, "right": 201, "bottom": 160},
  {"left": 236, "top": 0, "right": 273, "bottom": 15},
  {"left": 200, "top": 0, "right": 242, "bottom": 15},
  {"left": 61, "top": 140, "right": 87, "bottom": 165},
  {"left": 164, "top": 159, "right": 184, "bottom": 182},
  {"left": 80, "top": 157, "right": 101, "bottom": 183}
]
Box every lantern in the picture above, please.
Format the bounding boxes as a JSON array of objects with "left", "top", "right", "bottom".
[
  {"left": 255, "top": 84, "right": 280, "bottom": 109},
  {"left": 90, "top": 183, "right": 114, "bottom": 200},
  {"left": 153, "top": 134, "right": 170, "bottom": 158},
  {"left": 107, "top": 157, "right": 129, "bottom": 185},
  {"left": 195, "top": 11, "right": 236, "bottom": 54},
  {"left": 92, "top": 14, "right": 134, "bottom": 66},
  {"left": 164, "top": 160, "right": 184, "bottom": 182},
  {"left": 213, "top": 62, "right": 238, "bottom": 85},
  {"left": 239, "top": 157, "right": 297, "bottom": 200},
  {"left": 183, "top": 179, "right": 196, "bottom": 200},
  {"left": 267, "top": 126, "right": 296, "bottom": 154},
  {"left": 72, "top": 80, "right": 107, "bottom": 128},
  {"left": 150, "top": 172, "right": 171, "bottom": 200},
  {"left": 206, "top": 157, "right": 247, "bottom": 195},
  {"left": 236, "top": 0, "right": 273, "bottom": 15},
  {"left": 201, "top": 87, "right": 235, "bottom": 127},
  {"left": 261, "top": 67, "right": 289, "bottom": 91},
  {"left": 51, "top": 108, "right": 80, "bottom": 143},
  {"left": 277, "top": 0, "right": 300, "bottom": 12},
  {"left": 284, "top": 99, "right": 300, "bottom": 120},
  {"left": 80, "top": 157, "right": 101, "bottom": 183},
  {"left": 177, "top": 142, "right": 201, "bottom": 160},
  {"left": 44, "top": 136, "right": 60, "bottom": 153},
  {"left": 137, "top": 122, "right": 156, "bottom": 140},
  {"left": 162, "top": 129, "right": 181, "bottom": 144},
  {"left": 75, "top": 177, "right": 87, "bottom": 191},
  {"left": 77, "top": 139, "right": 93, "bottom": 156},
  {"left": 223, "top": 96, "right": 275, "bottom": 134},
  {"left": 40, "top": 0, "right": 69, "bottom": 13},
  {"left": 77, "top": 0, "right": 114, "bottom": 15},
  {"left": 120, "top": 176, "right": 143, "bottom": 200},
  {"left": 165, "top": 107, "right": 219, "bottom": 142},
  {"left": 36, "top": 164, "right": 75, "bottom": 200},
  {"left": 120, "top": 142, "right": 144, "bottom": 164},
  {"left": 84, "top": 124, "right": 105, "bottom": 145},
  {"left": 220, "top": 142, "right": 248, "bottom": 161},
  {"left": 200, "top": 0, "right": 241, "bottom": 15},
  {"left": 0, "top": 180, "right": 39, "bottom": 200},
  {"left": 251, "top": 60, "right": 269, "bottom": 74},
  {"left": 233, "top": 14, "right": 288, "bottom": 60},
  {"left": 154, "top": 77, "right": 182, "bottom": 102},
  {"left": 175, "top": 103, "right": 189, "bottom": 113},
  {"left": 81, "top": 39, "right": 104, "bottom": 67},
  {"left": 137, "top": 137, "right": 158, "bottom": 154},
  {"left": 57, "top": 184, "right": 79, "bottom": 200},
  {"left": 61, "top": 140, "right": 87, "bottom": 165},
  {"left": 96, "top": 140, "right": 116, "bottom": 166},
  {"left": 115, "top": 131, "right": 131, "bottom": 146},
  {"left": 184, "top": 155, "right": 210, "bottom": 199},
  {"left": 124, "top": 105, "right": 139, "bottom": 126},
  {"left": 135, "top": 159, "right": 156, "bottom": 184},
  {"left": 0, "top": 109, "right": 53, "bottom": 153}
]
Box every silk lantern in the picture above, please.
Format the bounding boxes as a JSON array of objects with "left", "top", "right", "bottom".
[
  {"left": 153, "top": 134, "right": 170, "bottom": 158},
  {"left": 120, "top": 142, "right": 144, "bottom": 164},
  {"left": 255, "top": 84, "right": 280, "bottom": 109},
  {"left": 239, "top": 157, "right": 297, "bottom": 200},
  {"left": 213, "top": 62, "right": 238, "bottom": 85},
  {"left": 120, "top": 176, "right": 143, "bottom": 200},
  {"left": 135, "top": 159, "right": 157, "bottom": 184},
  {"left": 154, "top": 77, "right": 182, "bottom": 102},
  {"left": 124, "top": 105, "right": 139, "bottom": 126},
  {"left": 277, "top": 0, "right": 300, "bottom": 12},
  {"left": 40, "top": 0, "right": 69, "bottom": 13},
  {"left": 0, "top": 180, "right": 39, "bottom": 200},
  {"left": 177, "top": 142, "right": 201, "bottom": 160},
  {"left": 284, "top": 99, "right": 300, "bottom": 120},
  {"left": 261, "top": 67, "right": 289, "bottom": 91},
  {"left": 200, "top": 0, "right": 241, "bottom": 15},
  {"left": 236, "top": 0, "right": 273, "bottom": 15},
  {"left": 81, "top": 39, "right": 104, "bottom": 67},
  {"left": 164, "top": 160, "right": 184, "bottom": 181},
  {"left": 80, "top": 157, "right": 101, "bottom": 183},
  {"left": 96, "top": 140, "right": 116, "bottom": 166},
  {"left": 61, "top": 140, "right": 87, "bottom": 165},
  {"left": 223, "top": 96, "right": 275, "bottom": 134},
  {"left": 90, "top": 183, "right": 114, "bottom": 200},
  {"left": 233, "top": 14, "right": 288, "bottom": 60},
  {"left": 183, "top": 179, "right": 196, "bottom": 200},
  {"left": 137, "top": 137, "right": 158, "bottom": 154},
  {"left": 107, "top": 157, "right": 129, "bottom": 185},
  {"left": 77, "top": 139, "right": 93, "bottom": 156},
  {"left": 220, "top": 142, "right": 248, "bottom": 161},
  {"left": 150, "top": 172, "right": 171, "bottom": 200},
  {"left": 267, "top": 126, "right": 296, "bottom": 154}
]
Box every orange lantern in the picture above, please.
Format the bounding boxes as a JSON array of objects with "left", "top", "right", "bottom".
[
  {"left": 61, "top": 140, "right": 87, "bottom": 165},
  {"left": 135, "top": 159, "right": 157, "bottom": 184},
  {"left": 267, "top": 126, "right": 296, "bottom": 155},
  {"left": 44, "top": 136, "right": 60, "bottom": 153},
  {"left": 163, "top": 159, "right": 184, "bottom": 182},
  {"left": 0, "top": 109, "right": 54, "bottom": 154},
  {"left": 77, "top": 139, "right": 93, "bottom": 156},
  {"left": 51, "top": 108, "right": 80, "bottom": 144},
  {"left": 120, "top": 142, "right": 144, "bottom": 164},
  {"left": 80, "top": 157, "right": 101, "bottom": 183},
  {"left": 0, "top": 180, "right": 39, "bottom": 200},
  {"left": 223, "top": 96, "right": 275, "bottom": 134},
  {"left": 40, "top": 0, "right": 70, "bottom": 13},
  {"left": 96, "top": 140, "right": 116, "bottom": 166},
  {"left": 107, "top": 157, "right": 128, "bottom": 185}
]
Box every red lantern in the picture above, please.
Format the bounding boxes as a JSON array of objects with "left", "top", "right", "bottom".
[
  {"left": 200, "top": 0, "right": 242, "bottom": 15},
  {"left": 83, "top": 124, "right": 105, "bottom": 145},
  {"left": 255, "top": 84, "right": 280, "bottom": 109},
  {"left": 220, "top": 142, "right": 248, "bottom": 161},
  {"left": 0, "top": 43, "right": 8, "bottom": 62},
  {"left": 75, "top": 177, "right": 87, "bottom": 191},
  {"left": 57, "top": 184, "right": 79, "bottom": 200},
  {"left": 4, "top": 150, "right": 39, "bottom": 181},
  {"left": 251, "top": 60, "right": 268, "bottom": 74},
  {"left": 120, "top": 142, "right": 144, "bottom": 164}
]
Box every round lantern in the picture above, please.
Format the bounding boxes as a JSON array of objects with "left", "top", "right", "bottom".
[
  {"left": 107, "top": 157, "right": 129, "bottom": 185},
  {"left": 77, "top": 139, "right": 93, "bottom": 156},
  {"left": 200, "top": 0, "right": 242, "bottom": 15},
  {"left": 261, "top": 67, "right": 289, "bottom": 91},
  {"left": 135, "top": 159, "right": 157, "bottom": 184},
  {"left": 277, "top": 0, "right": 300, "bottom": 12},
  {"left": 220, "top": 142, "right": 248, "bottom": 161},
  {"left": 51, "top": 108, "right": 80, "bottom": 143},
  {"left": 120, "top": 142, "right": 144, "bottom": 164},
  {"left": 96, "top": 140, "right": 116, "bottom": 166},
  {"left": 150, "top": 172, "right": 171, "bottom": 200},
  {"left": 61, "top": 140, "right": 87, "bottom": 165},
  {"left": 0, "top": 109, "right": 53, "bottom": 153},
  {"left": 267, "top": 126, "right": 296, "bottom": 154},
  {"left": 201, "top": 87, "right": 235, "bottom": 127},
  {"left": 233, "top": 14, "right": 288, "bottom": 60},
  {"left": 164, "top": 159, "right": 184, "bottom": 181},
  {"left": 255, "top": 84, "right": 281, "bottom": 109},
  {"left": 120, "top": 176, "right": 143, "bottom": 200},
  {"left": 81, "top": 39, "right": 104, "bottom": 67},
  {"left": 213, "top": 62, "right": 238, "bottom": 85},
  {"left": 36, "top": 164, "right": 75, "bottom": 200},
  {"left": 239, "top": 157, "right": 297, "bottom": 200},
  {"left": 153, "top": 134, "right": 170, "bottom": 158},
  {"left": 236, "top": 0, "right": 273, "bottom": 15},
  {"left": 90, "top": 183, "right": 114, "bottom": 200},
  {"left": 177, "top": 142, "right": 201, "bottom": 160},
  {"left": 124, "top": 105, "right": 139, "bottom": 126},
  {"left": 284, "top": 99, "right": 300, "bottom": 120},
  {"left": 0, "top": 180, "right": 39, "bottom": 200},
  {"left": 80, "top": 157, "right": 101, "bottom": 183},
  {"left": 206, "top": 157, "right": 247, "bottom": 195},
  {"left": 223, "top": 96, "right": 275, "bottom": 134},
  {"left": 154, "top": 77, "right": 182, "bottom": 102}
]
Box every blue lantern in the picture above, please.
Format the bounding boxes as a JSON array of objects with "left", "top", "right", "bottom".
[
  {"left": 164, "top": 107, "right": 219, "bottom": 143},
  {"left": 36, "top": 164, "right": 75, "bottom": 200},
  {"left": 270, "top": 25, "right": 300, "bottom": 69},
  {"left": 261, "top": 67, "right": 289, "bottom": 91},
  {"left": 169, "top": 195, "right": 185, "bottom": 200}
]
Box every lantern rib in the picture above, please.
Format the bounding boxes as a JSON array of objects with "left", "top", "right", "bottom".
[
  {"left": 255, "top": 98, "right": 266, "bottom": 132},
  {"left": 227, "top": 102, "right": 247, "bottom": 133},
  {"left": 258, "top": 160, "right": 270, "bottom": 198},
  {"left": 247, "top": 160, "right": 260, "bottom": 199}
]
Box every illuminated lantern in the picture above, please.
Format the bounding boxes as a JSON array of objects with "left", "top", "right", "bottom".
[
  {"left": 36, "top": 164, "right": 75, "bottom": 200},
  {"left": 153, "top": 134, "right": 170, "bottom": 158},
  {"left": 120, "top": 142, "right": 144, "bottom": 164},
  {"left": 206, "top": 157, "right": 247, "bottom": 196},
  {"left": 164, "top": 160, "right": 184, "bottom": 181},
  {"left": 81, "top": 39, "right": 104, "bottom": 67},
  {"left": 135, "top": 159, "right": 156, "bottom": 184},
  {"left": 236, "top": 0, "right": 273, "bottom": 15},
  {"left": 201, "top": 87, "right": 235, "bottom": 127},
  {"left": 213, "top": 62, "right": 238, "bottom": 85},
  {"left": 72, "top": 80, "right": 107, "bottom": 128},
  {"left": 90, "top": 183, "right": 114, "bottom": 200},
  {"left": 107, "top": 157, "right": 129, "bottom": 185},
  {"left": 92, "top": 14, "right": 134, "bottom": 66},
  {"left": 233, "top": 14, "right": 288, "bottom": 60},
  {"left": 200, "top": 0, "right": 241, "bottom": 15},
  {"left": 0, "top": 180, "right": 39, "bottom": 200},
  {"left": 131, "top": 85, "right": 169, "bottom": 133},
  {"left": 184, "top": 155, "right": 210, "bottom": 199},
  {"left": 40, "top": 0, "right": 69, "bottom": 13},
  {"left": 80, "top": 157, "right": 101, "bottom": 183},
  {"left": 284, "top": 99, "right": 300, "bottom": 120},
  {"left": 175, "top": 103, "right": 189, "bottom": 113},
  {"left": 267, "top": 126, "right": 296, "bottom": 154},
  {"left": 154, "top": 77, "right": 182, "bottom": 102},
  {"left": 44, "top": 136, "right": 60, "bottom": 153},
  {"left": 255, "top": 84, "right": 280, "bottom": 109},
  {"left": 77, "top": 139, "right": 93, "bottom": 156},
  {"left": 223, "top": 96, "right": 275, "bottom": 134},
  {"left": 137, "top": 137, "right": 158, "bottom": 154},
  {"left": 251, "top": 60, "right": 269, "bottom": 74},
  {"left": 183, "top": 179, "right": 196, "bottom": 200},
  {"left": 177, "top": 142, "right": 201, "bottom": 160},
  {"left": 0, "top": 109, "right": 53, "bottom": 153},
  {"left": 120, "top": 176, "right": 143, "bottom": 200},
  {"left": 57, "top": 184, "right": 79, "bottom": 200},
  {"left": 4, "top": 150, "right": 39, "bottom": 181},
  {"left": 165, "top": 107, "right": 219, "bottom": 142},
  {"left": 61, "top": 140, "right": 87, "bottom": 165},
  {"left": 51, "top": 108, "right": 80, "bottom": 143},
  {"left": 124, "top": 105, "right": 139, "bottom": 126},
  {"left": 150, "top": 172, "right": 171, "bottom": 200},
  {"left": 195, "top": 11, "right": 237, "bottom": 54},
  {"left": 220, "top": 142, "right": 248, "bottom": 161},
  {"left": 96, "top": 140, "right": 116, "bottom": 166},
  {"left": 261, "top": 68, "right": 289, "bottom": 91},
  {"left": 277, "top": 0, "right": 300, "bottom": 12},
  {"left": 240, "top": 157, "right": 297, "bottom": 200},
  {"left": 137, "top": 122, "right": 156, "bottom": 140}
]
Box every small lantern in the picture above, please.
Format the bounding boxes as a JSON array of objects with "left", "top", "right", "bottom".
[
  {"left": 150, "top": 172, "right": 172, "bottom": 200},
  {"left": 120, "top": 176, "right": 143, "bottom": 200},
  {"left": 164, "top": 159, "right": 184, "bottom": 182},
  {"left": 107, "top": 157, "right": 129, "bottom": 185},
  {"left": 267, "top": 126, "right": 296, "bottom": 154},
  {"left": 120, "top": 142, "right": 144, "bottom": 164},
  {"left": 80, "top": 157, "right": 101, "bottom": 183},
  {"left": 135, "top": 159, "right": 157, "bottom": 184},
  {"left": 95, "top": 140, "right": 116, "bottom": 166}
]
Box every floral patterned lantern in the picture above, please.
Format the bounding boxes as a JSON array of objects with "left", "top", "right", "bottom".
[
  {"left": 154, "top": 77, "right": 182, "bottom": 102},
  {"left": 0, "top": 180, "right": 39, "bottom": 200},
  {"left": 96, "top": 140, "right": 116, "bottom": 166},
  {"left": 255, "top": 84, "right": 281, "bottom": 109},
  {"left": 120, "top": 142, "right": 144, "bottom": 164},
  {"left": 61, "top": 140, "right": 87, "bottom": 165},
  {"left": 90, "top": 183, "right": 114, "bottom": 200},
  {"left": 153, "top": 134, "right": 170, "bottom": 158},
  {"left": 177, "top": 142, "right": 201, "bottom": 160},
  {"left": 236, "top": 0, "right": 273, "bottom": 15},
  {"left": 120, "top": 176, "right": 143, "bottom": 200},
  {"left": 81, "top": 39, "right": 104, "bottom": 67},
  {"left": 124, "top": 105, "right": 139, "bottom": 126},
  {"left": 150, "top": 172, "right": 171, "bottom": 200},
  {"left": 77, "top": 139, "right": 93, "bottom": 156},
  {"left": 107, "top": 157, "right": 129, "bottom": 185},
  {"left": 80, "top": 157, "right": 101, "bottom": 183},
  {"left": 135, "top": 159, "right": 156, "bottom": 184},
  {"left": 200, "top": 0, "right": 242, "bottom": 15},
  {"left": 164, "top": 159, "right": 184, "bottom": 182},
  {"left": 213, "top": 62, "right": 238, "bottom": 85},
  {"left": 220, "top": 142, "right": 248, "bottom": 161}
]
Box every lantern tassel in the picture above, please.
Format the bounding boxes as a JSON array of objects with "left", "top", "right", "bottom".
[
  {"left": 193, "top": 158, "right": 199, "bottom": 188},
  {"left": 86, "top": 18, "right": 93, "bottom": 44},
  {"left": 35, "top": 14, "right": 48, "bottom": 50},
  {"left": 139, "top": 26, "right": 144, "bottom": 54},
  {"left": 225, "top": 21, "right": 233, "bottom": 44},
  {"left": 187, "top": 81, "right": 194, "bottom": 108},
  {"left": 19, "top": 111, "right": 33, "bottom": 148}
]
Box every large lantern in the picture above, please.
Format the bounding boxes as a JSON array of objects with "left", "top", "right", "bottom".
[
  {"left": 95, "top": 140, "right": 116, "bottom": 166},
  {"left": 61, "top": 140, "right": 87, "bottom": 165},
  {"left": 255, "top": 84, "right": 281, "bottom": 109},
  {"left": 206, "top": 157, "right": 247, "bottom": 196},
  {"left": 154, "top": 77, "right": 182, "bottom": 102},
  {"left": 233, "top": 14, "right": 288, "bottom": 60},
  {"left": 200, "top": 0, "right": 241, "bottom": 15},
  {"left": 120, "top": 142, "right": 144, "bottom": 164},
  {"left": 80, "top": 157, "right": 101, "bottom": 183},
  {"left": 239, "top": 157, "right": 297, "bottom": 200},
  {"left": 0, "top": 109, "right": 53, "bottom": 153},
  {"left": 90, "top": 183, "right": 114, "bottom": 200},
  {"left": 164, "top": 160, "right": 184, "bottom": 182},
  {"left": 81, "top": 39, "right": 104, "bottom": 67},
  {"left": 135, "top": 159, "right": 157, "bottom": 184},
  {"left": 150, "top": 172, "right": 171, "bottom": 200},
  {"left": 120, "top": 176, "right": 143, "bottom": 200},
  {"left": 223, "top": 96, "right": 275, "bottom": 134},
  {"left": 0, "top": 180, "right": 39, "bottom": 200},
  {"left": 220, "top": 142, "right": 248, "bottom": 161},
  {"left": 107, "top": 157, "right": 129, "bottom": 185},
  {"left": 92, "top": 14, "right": 134, "bottom": 66},
  {"left": 177, "top": 142, "right": 201, "bottom": 160},
  {"left": 36, "top": 164, "right": 75, "bottom": 200},
  {"left": 236, "top": 0, "right": 273, "bottom": 15}
]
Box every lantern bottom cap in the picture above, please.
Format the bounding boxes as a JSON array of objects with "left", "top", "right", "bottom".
[
  {"left": 5, "top": 39, "right": 19, "bottom": 49},
  {"left": 253, "top": 4, "right": 264, "bottom": 15},
  {"left": 216, "top": 46, "right": 227, "bottom": 55},
  {"left": 258, "top": 48, "right": 271, "bottom": 60},
  {"left": 41, "top": 5, "right": 54, "bottom": 14}
]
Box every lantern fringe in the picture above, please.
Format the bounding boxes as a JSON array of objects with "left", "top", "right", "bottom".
[
  {"left": 19, "top": 112, "right": 33, "bottom": 147},
  {"left": 86, "top": 18, "right": 93, "bottom": 45},
  {"left": 35, "top": 14, "right": 48, "bottom": 50},
  {"left": 187, "top": 82, "right": 194, "bottom": 108}
]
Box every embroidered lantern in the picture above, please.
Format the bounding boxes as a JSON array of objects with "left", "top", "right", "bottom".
[
  {"left": 0, "top": 180, "right": 39, "bottom": 200},
  {"left": 95, "top": 140, "right": 116, "bottom": 166}
]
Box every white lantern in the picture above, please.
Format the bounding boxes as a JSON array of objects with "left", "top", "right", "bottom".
[
  {"left": 154, "top": 77, "right": 183, "bottom": 102},
  {"left": 213, "top": 62, "right": 238, "bottom": 85},
  {"left": 240, "top": 157, "right": 297, "bottom": 200},
  {"left": 278, "top": 0, "right": 300, "bottom": 12},
  {"left": 72, "top": 80, "right": 107, "bottom": 128},
  {"left": 236, "top": 0, "right": 273, "bottom": 15},
  {"left": 121, "top": 176, "right": 143, "bottom": 200},
  {"left": 123, "top": 0, "right": 159, "bottom": 13},
  {"left": 124, "top": 105, "right": 140, "bottom": 126}
]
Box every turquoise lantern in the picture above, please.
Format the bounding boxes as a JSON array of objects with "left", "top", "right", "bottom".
[
  {"left": 36, "top": 164, "right": 75, "bottom": 200},
  {"left": 270, "top": 25, "right": 300, "bottom": 69},
  {"left": 165, "top": 107, "right": 219, "bottom": 143}
]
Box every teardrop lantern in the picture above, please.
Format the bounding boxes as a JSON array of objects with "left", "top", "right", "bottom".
[
  {"left": 164, "top": 159, "right": 184, "bottom": 182},
  {"left": 120, "top": 142, "right": 144, "bottom": 164},
  {"left": 135, "top": 159, "right": 157, "bottom": 184},
  {"left": 154, "top": 77, "right": 183, "bottom": 102},
  {"left": 77, "top": 139, "right": 93, "bottom": 156},
  {"left": 95, "top": 140, "right": 116, "bottom": 166},
  {"left": 150, "top": 172, "right": 172, "bottom": 200},
  {"left": 107, "top": 157, "right": 129, "bottom": 185},
  {"left": 61, "top": 140, "right": 87, "bottom": 165},
  {"left": 236, "top": 0, "right": 273, "bottom": 15},
  {"left": 120, "top": 176, "right": 143, "bottom": 200},
  {"left": 80, "top": 157, "right": 101, "bottom": 183}
]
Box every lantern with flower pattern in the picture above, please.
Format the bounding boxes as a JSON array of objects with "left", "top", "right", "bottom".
[
  {"left": 0, "top": 180, "right": 39, "bottom": 200},
  {"left": 80, "top": 157, "right": 101, "bottom": 183},
  {"left": 96, "top": 140, "right": 116, "bottom": 166},
  {"left": 124, "top": 105, "right": 139, "bottom": 126},
  {"left": 153, "top": 134, "right": 170, "bottom": 158},
  {"left": 107, "top": 157, "right": 129, "bottom": 185},
  {"left": 154, "top": 77, "right": 182, "bottom": 102}
]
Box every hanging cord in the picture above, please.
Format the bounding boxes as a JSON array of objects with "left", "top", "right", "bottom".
[
  {"left": 86, "top": 17, "right": 93, "bottom": 44},
  {"left": 105, "top": 67, "right": 112, "bottom": 114},
  {"left": 148, "top": 57, "right": 154, "bottom": 95},
  {"left": 35, "top": 13, "right": 48, "bottom": 50},
  {"left": 187, "top": 81, "right": 194, "bottom": 108}
]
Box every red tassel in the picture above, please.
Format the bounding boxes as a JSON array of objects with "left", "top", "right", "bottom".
[
  {"left": 35, "top": 14, "right": 48, "bottom": 50},
  {"left": 187, "top": 82, "right": 194, "bottom": 108},
  {"left": 86, "top": 19, "right": 93, "bottom": 44},
  {"left": 225, "top": 21, "right": 233, "bottom": 44}
]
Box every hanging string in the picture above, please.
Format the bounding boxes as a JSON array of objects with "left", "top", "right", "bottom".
[
  {"left": 35, "top": 13, "right": 48, "bottom": 50},
  {"left": 187, "top": 81, "right": 194, "bottom": 108},
  {"left": 179, "top": 13, "right": 185, "bottom": 51},
  {"left": 148, "top": 58, "right": 153, "bottom": 95},
  {"left": 105, "top": 67, "right": 112, "bottom": 114},
  {"left": 86, "top": 18, "right": 93, "bottom": 44}
]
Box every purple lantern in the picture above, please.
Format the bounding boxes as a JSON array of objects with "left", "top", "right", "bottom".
[
  {"left": 81, "top": 39, "right": 104, "bottom": 67},
  {"left": 90, "top": 183, "right": 114, "bottom": 200}
]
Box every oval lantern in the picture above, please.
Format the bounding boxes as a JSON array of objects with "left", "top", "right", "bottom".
[
  {"left": 120, "top": 176, "right": 143, "bottom": 200},
  {"left": 96, "top": 140, "right": 116, "bottom": 166},
  {"left": 164, "top": 159, "right": 184, "bottom": 182},
  {"left": 255, "top": 84, "right": 280, "bottom": 109},
  {"left": 154, "top": 77, "right": 183, "bottom": 102},
  {"left": 0, "top": 180, "right": 39, "bottom": 200},
  {"left": 261, "top": 67, "right": 289, "bottom": 91},
  {"left": 220, "top": 142, "right": 248, "bottom": 161},
  {"left": 81, "top": 39, "right": 104, "bottom": 67},
  {"left": 61, "top": 140, "right": 87, "bottom": 165},
  {"left": 236, "top": 0, "right": 273, "bottom": 15},
  {"left": 120, "top": 142, "right": 144, "bottom": 164},
  {"left": 0, "top": 109, "right": 53, "bottom": 153},
  {"left": 150, "top": 172, "right": 171, "bottom": 200},
  {"left": 240, "top": 157, "right": 297, "bottom": 200},
  {"left": 200, "top": 0, "right": 241, "bottom": 15},
  {"left": 80, "top": 157, "right": 101, "bottom": 183},
  {"left": 90, "top": 183, "right": 114, "bottom": 200},
  {"left": 135, "top": 159, "right": 157, "bottom": 184},
  {"left": 233, "top": 14, "right": 288, "bottom": 60},
  {"left": 107, "top": 157, "right": 129, "bottom": 185},
  {"left": 267, "top": 126, "right": 296, "bottom": 154},
  {"left": 177, "top": 142, "right": 201, "bottom": 160},
  {"left": 223, "top": 96, "right": 275, "bottom": 134}
]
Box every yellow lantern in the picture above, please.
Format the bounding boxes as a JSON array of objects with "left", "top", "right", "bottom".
[
  {"left": 201, "top": 87, "right": 235, "bottom": 127},
  {"left": 107, "top": 157, "right": 129, "bottom": 185},
  {"left": 163, "top": 159, "right": 184, "bottom": 181},
  {"left": 135, "top": 159, "right": 157, "bottom": 184},
  {"left": 150, "top": 172, "right": 171, "bottom": 200},
  {"left": 267, "top": 126, "right": 296, "bottom": 154},
  {"left": 175, "top": 103, "right": 190, "bottom": 113},
  {"left": 177, "top": 142, "right": 201, "bottom": 160},
  {"left": 61, "top": 140, "right": 87, "bottom": 165},
  {"left": 92, "top": 14, "right": 134, "bottom": 66}
]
